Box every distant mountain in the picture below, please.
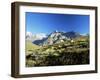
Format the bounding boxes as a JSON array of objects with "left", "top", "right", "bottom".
[
  {"left": 26, "top": 31, "right": 87, "bottom": 46},
  {"left": 26, "top": 32, "right": 33, "bottom": 41},
  {"left": 26, "top": 32, "right": 47, "bottom": 42},
  {"left": 64, "top": 31, "right": 81, "bottom": 39},
  {"left": 33, "top": 33, "right": 47, "bottom": 40},
  {"left": 32, "top": 31, "right": 82, "bottom": 46},
  {"left": 42, "top": 31, "right": 68, "bottom": 45},
  {"left": 33, "top": 38, "right": 47, "bottom": 45}
]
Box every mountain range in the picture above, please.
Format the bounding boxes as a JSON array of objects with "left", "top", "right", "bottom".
[
  {"left": 26, "top": 32, "right": 47, "bottom": 41},
  {"left": 26, "top": 31, "right": 87, "bottom": 46}
]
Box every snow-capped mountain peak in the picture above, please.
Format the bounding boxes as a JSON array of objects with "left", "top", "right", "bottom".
[
  {"left": 26, "top": 32, "right": 33, "bottom": 40},
  {"left": 26, "top": 32, "right": 47, "bottom": 42},
  {"left": 33, "top": 33, "right": 47, "bottom": 40},
  {"left": 26, "top": 31, "right": 82, "bottom": 46}
]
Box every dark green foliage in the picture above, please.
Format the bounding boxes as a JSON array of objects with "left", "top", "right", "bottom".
[{"left": 26, "top": 49, "right": 89, "bottom": 67}]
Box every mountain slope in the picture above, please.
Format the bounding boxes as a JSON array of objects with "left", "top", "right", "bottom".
[
  {"left": 26, "top": 40, "right": 40, "bottom": 55},
  {"left": 27, "top": 31, "right": 87, "bottom": 46},
  {"left": 64, "top": 31, "right": 81, "bottom": 39},
  {"left": 26, "top": 32, "right": 47, "bottom": 41}
]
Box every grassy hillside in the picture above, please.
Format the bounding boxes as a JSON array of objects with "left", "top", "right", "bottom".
[
  {"left": 26, "top": 38, "right": 89, "bottom": 67},
  {"left": 26, "top": 40, "right": 40, "bottom": 56}
]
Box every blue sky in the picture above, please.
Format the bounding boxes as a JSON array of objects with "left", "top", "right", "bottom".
[{"left": 26, "top": 12, "right": 90, "bottom": 35}]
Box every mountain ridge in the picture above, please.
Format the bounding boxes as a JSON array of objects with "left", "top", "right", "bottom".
[{"left": 26, "top": 31, "right": 88, "bottom": 46}]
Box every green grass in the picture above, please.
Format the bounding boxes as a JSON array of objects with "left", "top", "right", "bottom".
[
  {"left": 26, "top": 40, "right": 40, "bottom": 55},
  {"left": 26, "top": 38, "right": 89, "bottom": 67}
]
